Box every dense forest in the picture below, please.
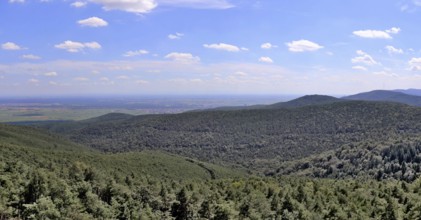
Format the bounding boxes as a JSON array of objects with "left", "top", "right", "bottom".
[
  {"left": 3, "top": 123, "right": 421, "bottom": 219},
  {"left": 36, "top": 99, "right": 421, "bottom": 176},
  {"left": 4, "top": 96, "right": 421, "bottom": 219}
]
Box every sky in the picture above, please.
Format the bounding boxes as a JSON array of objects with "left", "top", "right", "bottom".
[{"left": 1, "top": 0, "right": 421, "bottom": 96}]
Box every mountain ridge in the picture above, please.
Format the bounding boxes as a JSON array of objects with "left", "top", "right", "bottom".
[{"left": 343, "top": 90, "right": 421, "bottom": 106}]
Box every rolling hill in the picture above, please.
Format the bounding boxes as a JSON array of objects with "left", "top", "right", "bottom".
[
  {"left": 5, "top": 99, "right": 421, "bottom": 219},
  {"left": 33, "top": 99, "right": 421, "bottom": 176},
  {"left": 267, "top": 95, "right": 341, "bottom": 108},
  {"left": 395, "top": 88, "right": 421, "bottom": 96},
  {"left": 343, "top": 90, "right": 421, "bottom": 106}
]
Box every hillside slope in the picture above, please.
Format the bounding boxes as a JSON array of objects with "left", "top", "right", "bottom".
[
  {"left": 5, "top": 111, "right": 421, "bottom": 219},
  {"left": 37, "top": 100, "right": 421, "bottom": 173},
  {"left": 395, "top": 88, "right": 421, "bottom": 96},
  {"left": 343, "top": 90, "right": 421, "bottom": 106},
  {"left": 267, "top": 95, "right": 341, "bottom": 108}
]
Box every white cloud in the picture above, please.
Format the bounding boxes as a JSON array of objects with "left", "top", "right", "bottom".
[
  {"left": 44, "top": 71, "right": 58, "bottom": 77},
  {"left": 414, "top": 0, "right": 421, "bottom": 6},
  {"left": 123, "top": 50, "right": 149, "bottom": 57},
  {"left": 78, "top": 17, "right": 108, "bottom": 27},
  {"left": 74, "top": 77, "right": 89, "bottom": 81},
  {"left": 203, "top": 43, "right": 240, "bottom": 52},
  {"left": 353, "top": 30, "right": 391, "bottom": 39},
  {"left": 385, "top": 45, "right": 403, "bottom": 54},
  {"left": 286, "top": 40, "right": 323, "bottom": 52},
  {"left": 90, "top": 0, "right": 157, "bottom": 13},
  {"left": 241, "top": 47, "right": 249, "bottom": 51},
  {"left": 55, "top": 41, "right": 101, "bottom": 53},
  {"left": 409, "top": 57, "right": 421, "bottom": 71},
  {"left": 21, "top": 54, "right": 41, "bottom": 60},
  {"left": 2, "top": 42, "right": 24, "bottom": 50},
  {"left": 351, "top": 50, "right": 378, "bottom": 66},
  {"left": 261, "top": 43, "right": 277, "bottom": 49},
  {"left": 136, "top": 80, "right": 149, "bottom": 84},
  {"left": 233, "top": 71, "right": 247, "bottom": 76},
  {"left": 352, "top": 66, "right": 367, "bottom": 71},
  {"left": 71, "top": 1, "right": 87, "bottom": 7},
  {"left": 386, "top": 27, "right": 401, "bottom": 34},
  {"left": 9, "top": 0, "right": 24, "bottom": 3},
  {"left": 165, "top": 52, "right": 200, "bottom": 63},
  {"left": 157, "top": 0, "right": 234, "bottom": 9},
  {"left": 100, "top": 77, "right": 110, "bottom": 81},
  {"left": 28, "top": 78, "right": 39, "bottom": 83},
  {"left": 168, "top": 33, "right": 184, "bottom": 40},
  {"left": 353, "top": 27, "right": 400, "bottom": 39},
  {"left": 373, "top": 71, "right": 398, "bottom": 77},
  {"left": 49, "top": 81, "right": 58, "bottom": 85},
  {"left": 258, "top": 56, "right": 274, "bottom": 63},
  {"left": 117, "top": 75, "right": 129, "bottom": 80}
]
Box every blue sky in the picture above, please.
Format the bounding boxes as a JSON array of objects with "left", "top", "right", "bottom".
[{"left": 1, "top": 0, "right": 421, "bottom": 96}]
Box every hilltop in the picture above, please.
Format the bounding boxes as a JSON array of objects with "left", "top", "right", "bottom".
[
  {"left": 267, "top": 95, "right": 341, "bottom": 108},
  {"left": 343, "top": 90, "right": 421, "bottom": 106}
]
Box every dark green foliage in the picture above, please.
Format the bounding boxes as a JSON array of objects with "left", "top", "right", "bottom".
[
  {"left": 278, "top": 138, "right": 421, "bottom": 181},
  {"left": 37, "top": 100, "right": 421, "bottom": 176},
  {"left": 4, "top": 99, "right": 421, "bottom": 218}
]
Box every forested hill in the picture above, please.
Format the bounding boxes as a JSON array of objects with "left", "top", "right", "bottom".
[
  {"left": 195, "top": 94, "right": 341, "bottom": 111},
  {"left": 5, "top": 123, "right": 421, "bottom": 219},
  {"left": 343, "top": 90, "right": 421, "bottom": 106},
  {"left": 36, "top": 100, "right": 421, "bottom": 174},
  {"left": 267, "top": 95, "right": 341, "bottom": 108}
]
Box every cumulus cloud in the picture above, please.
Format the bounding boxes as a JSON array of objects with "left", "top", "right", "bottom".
[
  {"left": 353, "top": 27, "right": 400, "bottom": 39},
  {"left": 78, "top": 17, "right": 108, "bottom": 27},
  {"left": 55, "top": 40, "right": 101, "bottom": 53},
  {"left": 123, "top": 50, "right": 149, "bottom": 57},
  {"left": 9, "top": 0, "right": 24, "bottom": 3},
  {"left": 386, "top": 27, "right": 401, "bottom": 34},
  {"left": 373, "top": 71, "right": 398, "bottom": 77},
  {"left": 352, "top": 65, "right": 368, "bottom": 71},
  {"left": 90, "top": 0, "right": 157, "bottom": 13},
  {"left": 203, "top": 43, "right": 240, "bottom": 52},
  {"left": 351, "top": 50, "right": 378, "bottom": 66},
  {"left": 157, "top": 0, "right": 234, "bottom": 9},
  {"left": 165, "top": 52, "right": 200, "bottom": 63},
  {"left": 28, "top": 78, "right": 39, "bottom": 83},
  {"left": 258, "top": 56, "right": 274, "bottom": 63},
  {"left": 385, "top": 45, "right": 403, "bottom": 54},
  {"left": 117, "top": 75, "right": 129, "bottom": 80},
  {"left": 71, "top": 1, "right": 87, "bottom": 7},
  {"left": 409, "top": 57, "right": 421, "bottom": 71},
  {"left": 136, "top": 80, "right": 149, "bottom": 84},
  {"left": 286, "top": 40, "right": 323, "bottom": 52},
  {"left": 261, "top": 43, "right": 277, "bottom": 49},
  {"left": 74, "top": 77, "right": 89, "bottom": 81},
  {"left": 233, "top": 71, "right": 247, "bottom": 76},
  {"left": 168, "top": 33, "right": 184, "bottom": 40},
  {"left": 21, "top": 54, "right": 41, "bottom": 60},
  {"left": 44, "top": 71, "right": 58, "bottom": 77},
  {"left": 2, "top": 42, "right": 24, "bottom": 50}
]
